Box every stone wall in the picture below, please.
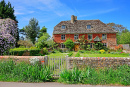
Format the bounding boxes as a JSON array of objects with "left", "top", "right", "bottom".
[{"left": 67, "top": 57, "right": 130, "bottom": 69}]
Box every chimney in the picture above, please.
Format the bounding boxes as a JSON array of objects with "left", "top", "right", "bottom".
[{"left": 71, "top": 15, "right": 77, "bottom": 23}]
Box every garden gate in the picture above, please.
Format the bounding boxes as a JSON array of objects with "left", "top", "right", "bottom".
[{"left": 46, "top": 56, "right": 68, "bottom": 77}]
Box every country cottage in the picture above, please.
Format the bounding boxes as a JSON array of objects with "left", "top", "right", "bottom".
[{"left": 53, "top": 15, "right": 117, "bottom": 51}]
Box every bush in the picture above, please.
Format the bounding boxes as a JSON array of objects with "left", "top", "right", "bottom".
[
  {"left": 0, "top": 59, "right": 53, "bottom": 82},
  {"left": 67, "top": 52, "right": 73, "bottom": 57},
  {"left": 78, "top": 50, "right": 86, "bottom": 53},
  {"left": 43, "top": 48, "right": 48, "bottom": 55},
  {"left": 58, "top": 65, "right": 130, "bottom": 85},
  {"left": 75, "top": 52, "right": 80, "bottom": 57}
]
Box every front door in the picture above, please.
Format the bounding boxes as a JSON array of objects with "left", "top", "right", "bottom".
[{"left": 74, "top": 44, "right": 79, "bottom": 51}]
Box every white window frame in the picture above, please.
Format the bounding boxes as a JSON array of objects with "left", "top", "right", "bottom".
[
  {"left": 61, "top": 25, "right": 66, "bottom": 29},
  {"left": 74, "top": 34, "right": 79, "bottom": 40},
  {"left": 88, "top": 34, "right": 92, "bottom": 40},
  {"left": 61, "top": 43, "right": 65, "bottom": 48},
  {"left": 102, "top": 34, "right": 107, "bottom": 40},
  {"left": 103, "top": 43, "right": 107, "bottom": 47},
  {"left": 61, "top": 35, "right": 65, "bottom": 40},
  {"left": 87, "top": 25, "right": 91, "bottom": 29}
]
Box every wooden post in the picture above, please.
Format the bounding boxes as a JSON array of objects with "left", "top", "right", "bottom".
[
  {"left": 66, "top": 55, "right": 69, "bottom": 70},
  {"left": 44, "top": 55, "right": 48, "bottom": 66}
]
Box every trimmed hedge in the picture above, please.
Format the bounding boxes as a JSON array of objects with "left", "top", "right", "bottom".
[{"left": 9, "top": 47, "right": 48, "bottom": 56}]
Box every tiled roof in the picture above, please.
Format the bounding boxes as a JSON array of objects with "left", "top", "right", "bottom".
[{"left": 53, "top": 20, "right": 117, "bottom": 34}]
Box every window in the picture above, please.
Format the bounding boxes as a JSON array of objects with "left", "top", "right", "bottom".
[
  {"left": 88, "top": 43, "right": 92, "bottom": 48},
  {"left": 74, "top": 34, "right": 78, "bottom": 40},
  {"left": 103, "top": 43, "right": 107, "bottom": 47},
  {"left": 88, "top": 34, "right": 92, "bottom": 40},
  {"left": 102, "top": 34, "right": 107, "bottom": 40},
  {"left": 62, "top": 25, "right": 66, "bottom": 29},
  {"left": 61, "top": 35, "right": 65, "bottom": 40},
  {"left": 87, "top": 25, "right": 91, "bottom": 29},
  {"left": 61, "top": 43, "right": 65, "bottom": 48}
]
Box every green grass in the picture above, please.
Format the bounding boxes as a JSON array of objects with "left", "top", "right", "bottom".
[
  {"left": 79, "top": 53, "right": 129, "bottom": 57},
  {"left": 47, "top": 53, "right": 68, "bottom": 57},
  {"left": 58, "top": 65, "right": 130, "bottom": 85},
  {"left": 47, "top": 52, "right": 129, "bottom": 57}
]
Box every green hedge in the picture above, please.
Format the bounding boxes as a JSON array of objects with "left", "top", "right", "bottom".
[{"left": 9, "top": 47, "right": 48, "bottom": 56}]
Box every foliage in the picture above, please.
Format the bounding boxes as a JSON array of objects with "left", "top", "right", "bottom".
[
  {"left": 78, "top": 50, "right": 86, "bottom": 53},
  {"left": 59, "top": 65, "right": 130, "bottom": 85},
  {"left": 0, "top": 0, "right": 17, "bottom": 22},
  {"left": 115, "top": 44, "right": 123, "bottom": 51},
  {"left": 86, "top": 45, "right": 91, "bottom": 51},
  {"left": 23, "top": 18, "right": 40, "bottom": 44},
  {"left": 18, "top": 40, "right": 34, "bottom": 48},
  {"left": 35, "top": 33, "right": 50, "bottom": 49},
  {"left": 0, "top": 59, "right": 53, "bottom": 82},
  {"left": 9, "top": 47, "right": 41, "bottom": 56},
  {"left": 43, "top": 48, "right": 48, "bottom": 55},
  {"left": 38, "top": 26, "right": 47, "bottom": 38},
  {"left": 75, "top": 52, "right": 80, "bottom": 57},
  {"left": 93, "top": 42, "right": 104, "bottom": 50},
  {"left": 64, "top": 39, "right": 74, "bottom": 51},
  {"left": 67, "top": 52, "right": 73, "bottom": 57},
  {"left": 99, "top": 49, "right": 105, "bottom": 54},
  {"left": 119, "top": 32, "right": 130, "bottom": 44},
  {"left": 76, "top": 35, "right": 87, "bottom": 50},
  {"left": 0, "top": 18, "right": 18, "bottom": 55},
  {"left": 46, "top": 39, "right": 58, "bottom": 49}
]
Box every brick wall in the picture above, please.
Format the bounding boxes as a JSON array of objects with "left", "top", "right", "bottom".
[{"left": 53, "top": 33, "right": 117, "bottom": 48}]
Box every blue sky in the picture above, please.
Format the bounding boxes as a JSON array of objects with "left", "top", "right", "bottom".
[{"left": 4, "top": 0, "right": 130, "bottom": 37}]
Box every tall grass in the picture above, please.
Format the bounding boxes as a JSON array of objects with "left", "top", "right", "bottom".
[
  {"left": 58, "top": 65, "right": 130, "bottom": 85},
  {"left": 0, "top": 59, "right": 53, "bottom": 82}
]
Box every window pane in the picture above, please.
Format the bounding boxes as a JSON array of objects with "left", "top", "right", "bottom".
[
  {"left": 61, "top": 35, "right": 65, "bottom": 40},
  {"left": 87, "top": 25, "right": 91, "bottom": 29},
  {"left": 62, "top": 25, "right": 65, "bottom": 29},
  {"left": 88, "top": 34, "right": 92, "bottom": 40},
  {"left": 102, "top": 34, "right": 106, "bottom": 39},
  {"left": 61, "top": 43, "right": 65, "bottom": 48},
  {"left": 74, "top": 34, "right": 78, "bottom": 40}
]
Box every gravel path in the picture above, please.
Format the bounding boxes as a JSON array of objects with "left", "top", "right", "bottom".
[{"left": 0, "top": 82, "right": 129, "bottom": 87}]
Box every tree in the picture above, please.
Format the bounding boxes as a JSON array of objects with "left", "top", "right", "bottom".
[
  {"left": 46, "top": 38, "right": 58, "bottom": 49},
  {"left": 0, "top": 0, "right": 17, "bottom": 22},
  {"left": 64, "top": 39, "right": 74, "bottom": 51},
  {"left": 38, "top": 26, "right": 47, "bottom": 38},
  {"left": 120, "top": 32, "right": 130, "bottom": 44},
  {"left": 107, "top": 23, "right": 126, "bottom": 32},
  {"left": 18, "top": 40, "right": 34, "bottom": 48},
  {"left": 107, "top": 23, "right": 127, "bottom": 44},
  {"left": 35, "top": 33, "right": 50, "bottom": 49},
  {"left": 24, "top": 18, "right": 40, "bottom": 44}
]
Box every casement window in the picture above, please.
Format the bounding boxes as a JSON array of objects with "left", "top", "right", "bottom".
[
  {"left": 103, "top": 43, "right": 107, "bottom": 47},
  {"left": 88, "top": 34, "right": 92, "bottom": 40},
  {"left": 102, "top": 34, "right": 107, "bottom": 40},
  {"left": 74, "top": 34, "right": 79, "bottom": 40},
  {"left": 61, "top": 43, "right": 65, "bottom": 48},
  {"left": 87, "top": 25, "right": 91, "bottom": 29},
  {"left": 62, "top": 25, "right": 66, "bottom": 29},
  {"left": 88, "top": 43, "right": 92, "bottom": 48},
  {"left": 61, "top": 35, "right": 65, "bottom": 40}
]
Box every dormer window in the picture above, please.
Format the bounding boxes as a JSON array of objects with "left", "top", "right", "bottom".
[
  {"left": 62, "top": 25, "right": 66, "bottom": 29},
  {"left": 87, "top": 25, "right": 91, "bottom": 29}
]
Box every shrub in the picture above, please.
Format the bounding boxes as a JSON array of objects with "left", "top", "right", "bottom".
[
  {"left": 67, "top": 52, "right": 73, "bottom": 57},
  {"left": 64, "top": 39, "right": 74, "bottom": 51},
  {"left": 43, "top": 48, "right": 48, "bottom": 55},
  {"left": 78, "top": 50, "right": 85, "bottom": 53},
  {"left": 75, "top": 52, "right": 80, "bottom": 57}
]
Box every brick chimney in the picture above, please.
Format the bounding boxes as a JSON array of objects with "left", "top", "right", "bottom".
[{"left": 71, "top": 15, "right": 77, "bottom": 23}]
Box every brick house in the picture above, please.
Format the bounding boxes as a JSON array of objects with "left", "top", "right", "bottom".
[{"left": 53, "top": 15, "right": 117, "bottom": 51}]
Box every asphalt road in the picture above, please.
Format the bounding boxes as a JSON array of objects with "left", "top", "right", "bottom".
[{"left": 0, "top": 82, "right": 129, "bottom": 87}]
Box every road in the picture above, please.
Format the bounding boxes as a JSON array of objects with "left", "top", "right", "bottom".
[{"left": 0, "top": 82, "right": 129, "bottom": 87}]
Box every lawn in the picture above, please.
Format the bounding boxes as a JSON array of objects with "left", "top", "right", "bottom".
[{"left": 47, "top": 52, "right": 130, "bottom": 57}]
